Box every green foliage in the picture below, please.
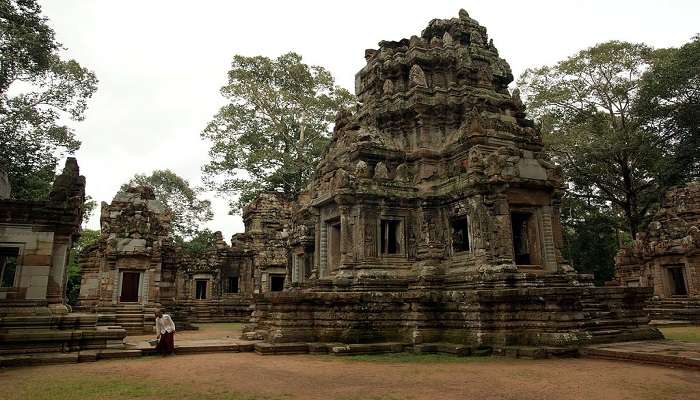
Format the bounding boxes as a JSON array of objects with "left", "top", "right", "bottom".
[
  {"left": 65, "top": 228, "right": 99, "bottom": 306},
  {"left": 518, "top": 40, "right": 695, "bottom": 238},
  {"left": 560, "top": 197, "right": 624, "bottom": 285},
  {"left": 201, "top": 52, "right": 355, "bottom": 212},
  {"left": 175, "top": 228, "right": 218, "bottom": 257},
  {"left": 0, "top": 0, "right": 98, "bottom": 200},
  {"left": 636, "top": 36, "right": 700, "bottom": 187},
  {"left": 120, "top": 169, "right": 213, "bottom": 240}
]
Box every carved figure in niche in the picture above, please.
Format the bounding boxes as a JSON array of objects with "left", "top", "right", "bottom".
[
  {"left": 395, "top": 163, "right": 411, "bottom": 182},
  {"left": 355, "top": 160, "right": 370, "bottom": 178},
  {"left": 374, "top": 162, "right": 389, "bottom": 179},
  {"left": 383, "top": 79, "right": 394, "bottom": 95},
  {"left": 443, "top": 32, "right": 453, "bottom": 46},
  {"left": 470, "top": 30, "right": 484, "bottom": 46},
  {"left": 511, "top": 88, "right": 524, "bottom": 110},
  {"left": 334, "top": 168, "right": 350, "bottom": 188},
  {"left": 409, "top": 64, "right": 427, "bottom": 88}
]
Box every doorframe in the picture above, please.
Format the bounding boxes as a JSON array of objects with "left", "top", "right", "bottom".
[{"left": 117, "top": 270, "right": 143, "bottom": 303}]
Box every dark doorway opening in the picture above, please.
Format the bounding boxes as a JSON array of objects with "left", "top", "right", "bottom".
[
  {"left": 380, "top": 219, "right": 401, "bottom": 254},
  {"left": 226, "top": 276, "right": 239, "bottom": 293},
  {"left": 511, "top": 212, "right": 540, "bottom": 265},
  {"left": 668, "top": 267, "right": 688, "bottom": 296},
  {"left": 270, "top": 275, "right": 285, "bottom": 292},
  {"left": 451, "top": 218, "right": 470, "bottom": 252},
  {"left": 195, "top": 280, "right": 207, "bottom": 299},
  {"left": 120, "top": 272, "right": 140, "bottom": 302}
]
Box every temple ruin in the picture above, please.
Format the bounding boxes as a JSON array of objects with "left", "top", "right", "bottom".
[
  {"left": 615, "top": 180, "right": 700, "bottom": 323},
  {"left": 0, "top": 159, "right": 126, "bottom": 355},
  {"left": 245, "top": 10, "right": 661, "bottom": 349},
  {"left": 76, "top": 188, "right": 293, "bottom": 332}
]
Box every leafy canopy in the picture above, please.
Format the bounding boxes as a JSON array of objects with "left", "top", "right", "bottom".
[
  {"left": 0, "top": 0, "right": 98, "bottom": 200},
  {"left": 120, "top": 170, "right": 213, "bottom": 240},
  {"left": 201, "top": 52, "right": 355, "bottom": 212},
  {"left": 517, "top": 41, "right": 695, "bottom": 237}
]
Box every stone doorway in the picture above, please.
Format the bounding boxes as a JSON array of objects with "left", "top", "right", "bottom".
[
  {"left": 270, "top": 275, "right": 285, "bottom": 292},
  {"left": 195, "top": 279, "right": 207, "bottom": 300},
  {"left": 120, "top": 271, "right": 140, "bottom": 302},
  {"left": 511, "top": 212, "right": 541, "bottom": 267},
  {"left": 667, "top": 266, "right": 688, "bottom": 296}
]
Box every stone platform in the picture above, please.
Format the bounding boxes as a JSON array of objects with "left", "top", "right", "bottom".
[{"left": 584, "top": 340, "right": 700, "bottom": 369}]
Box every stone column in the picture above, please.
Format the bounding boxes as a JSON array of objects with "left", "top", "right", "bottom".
[{"left": 339, "top": 205, "right": 352, "bottom": 265}]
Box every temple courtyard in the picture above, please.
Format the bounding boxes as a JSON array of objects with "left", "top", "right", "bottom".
[{"left": 1, "top": 324, "right": 699, "bottom": 400}]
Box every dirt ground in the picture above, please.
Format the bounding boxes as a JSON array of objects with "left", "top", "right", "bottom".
[
  {"left": 3, "top": 352, "right": 700, "bottom": 400},
  {"left": 127, "top": 322, "right": 243, "bottom": 343}
]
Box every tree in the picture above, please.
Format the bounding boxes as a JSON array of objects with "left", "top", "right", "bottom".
[
  {"left": 65, "top": 228, "right": 99, "bottom": 306},
  {"left": 0, "top": 0, "right": 98, "bottom": 200},
  {"left": 120, "top": 170, "right": 213, "bottom": 240},
  {"left": 518, "top": 41, "right": 682, "bottom": 238},
  {"left": 636, "top": 36, "right": 700, "bottom": 187},
  {"left": 560, "top": 196, "right": 625, "bottom": 285},
  {"left": 201, "top": 52, "right": 355, "bottom": 212}
]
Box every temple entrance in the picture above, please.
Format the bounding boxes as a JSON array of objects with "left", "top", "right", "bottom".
[
  {"left": 380, "top": 219, "right": 401, "bottom": 255},
  {"left": 195, "top": 279, "right": 207, "bottom": 299},
  {"left": 667, "top": 266, "right": 688, "bottom": 296},
  {"left": 511, "top": 212, "right": 541, "bottom": 266},
  {"left": 270, "top": 275, "right": 285, "bottom": 292},
  {"left": 120, "top": 272, "right": 140, "bottom": 302},
  {"left": 328, "top": 220, "right": 341, "bottom": 272}
]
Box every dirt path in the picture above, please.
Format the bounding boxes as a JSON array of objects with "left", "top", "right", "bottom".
[{"left": 2, "top": 353, "right": 699, "bottom": 400}]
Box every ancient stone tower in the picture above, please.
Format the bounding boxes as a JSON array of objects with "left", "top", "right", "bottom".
[{"left": 248, "top": 10, "right": 661, "bottom": 349}]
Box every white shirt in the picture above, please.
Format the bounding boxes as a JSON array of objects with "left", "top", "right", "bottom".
[{"left": 155, "top": 314, "right": 176, "bottom": 335}]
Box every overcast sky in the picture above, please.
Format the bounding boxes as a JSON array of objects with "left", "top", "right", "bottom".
[{"left": 38, "top": 0, "right": 699, "bottom": 241}]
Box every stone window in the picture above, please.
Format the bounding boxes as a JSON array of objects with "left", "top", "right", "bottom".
[
  {"left": 666, "top": 265, "right": 688, "bottom": 296},
  {"left": 380, "top": 219, "right": 401, "bottom": 255},
  {"left": 0, "top": 247, "right": 19, "bottom": 288},
  {"left": 328, "top": 220, "right": 341, "bottom": 271},
  {"left": 451, "top": 217, "right": 470, "bottom": 252},
  {"left": 511, "top": 212, "right": 541, "bottom": 266},
  {"left": 195, "top": 279, "right": 207, "bottom": 299},
  {"left": 226, "top": 276, "right": 239, "bottom": 293},
  {"left": 270, "top": 275, "right": 285, "bottom": 292}
]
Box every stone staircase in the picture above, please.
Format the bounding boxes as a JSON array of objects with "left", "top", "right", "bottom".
[
  {"left": 579, "top": 293, "right": 661, "bottom": 343},
  {"left": 646, "top": 298, "right": 700, "bottom": 323},
  {"left": 95, "top": 304, "right": 158, "bottom": 334}
]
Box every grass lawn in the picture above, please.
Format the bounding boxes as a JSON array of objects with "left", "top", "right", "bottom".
[{"left": 659, "top": 325, "right": 700, "bottom": 342}]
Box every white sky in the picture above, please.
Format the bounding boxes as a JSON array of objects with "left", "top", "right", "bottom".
[{"left": 37, "top": 0, "right": 700, "bottom": 241}]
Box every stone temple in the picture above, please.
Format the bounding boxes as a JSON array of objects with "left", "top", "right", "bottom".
[
  {"left": 245, "top": 10, "right": 661, "bottom": 349},
  {"left": 615, "top": 180, "right": 700, "bottom": 323}
]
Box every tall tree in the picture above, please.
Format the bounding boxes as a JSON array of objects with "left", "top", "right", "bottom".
[
  {"left": 636, "top": 36, "right": 700, "bottom": 186},
  {"left": 518, "top": 41, "right": 683, "bottom": 238},
  {"left": 120, "top": 170, "right": 213, "bottom": 240},
  {"left": 65, "top": 228, "right": 99, "bottom": 306},
  {"left": 201, "top": 52, "right": 354, "bottom": 212},
  {"left": 0, "top": 0, "right": 98, "bottom": 200}
]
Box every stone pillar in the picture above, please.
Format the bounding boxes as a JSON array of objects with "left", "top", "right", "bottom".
[
  {"left": 339, "top": 205, "right": 352, "bottom": 265},
  {"left": 540, "top": 206, "right": 558, "bottom": 272}
]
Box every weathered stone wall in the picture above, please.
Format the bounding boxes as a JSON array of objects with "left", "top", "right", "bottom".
[
  {"left": 0, "top": 158, "right": 85, "bottom": 312},
  {"left": 235, "top": 192, "right": 293, "bottom": 293},
  {"left": 616, "top": 180, "right": 700, "bottom": 297},
  {"left": 246, "top": 10, "right": 660, "bottom": 347},
  {"left": 77, "top": 186, "right": 172, "bottom": 333},
  {"left": 615, "top": 180, "right": 700, "bottom": 322},
  {"left": 0, "top": 158, "right": 127, "bottom": 354}
]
